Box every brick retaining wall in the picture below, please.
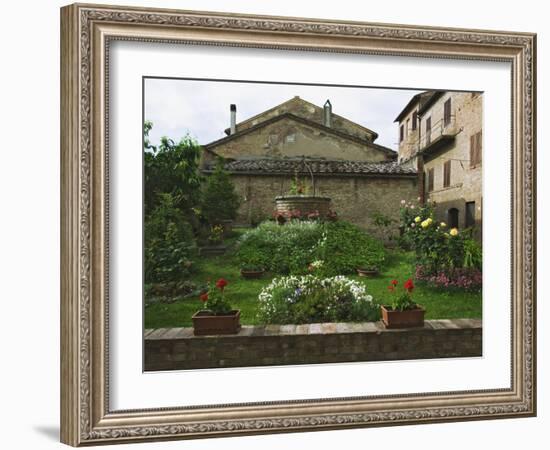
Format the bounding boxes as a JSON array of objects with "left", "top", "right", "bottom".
[{"left": 144, "top": 319, "right": 482, "bottom": 371}]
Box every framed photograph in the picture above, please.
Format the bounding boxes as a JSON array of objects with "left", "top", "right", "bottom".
[{"left": 60, "top": 3, "right": 536, "bottom": 446}]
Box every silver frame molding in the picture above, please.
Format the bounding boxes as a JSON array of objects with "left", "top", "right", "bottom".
[{"left": 60, "top": 3, "right": 536, "bottom": 446}]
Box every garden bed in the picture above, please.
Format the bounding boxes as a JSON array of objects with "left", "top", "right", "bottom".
[{"left": 144, "top": 239, "right": 482, "bottom": 329}]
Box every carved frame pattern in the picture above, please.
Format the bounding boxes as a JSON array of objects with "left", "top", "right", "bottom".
[{"left": 60, "top": 3, "right": 536, "bottom": 446}]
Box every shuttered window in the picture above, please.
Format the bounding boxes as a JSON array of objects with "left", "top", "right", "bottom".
[
  {"left": 400, "top": 124, "right": 404, "bottom": 142},
  {"left": 427, "top": 168, "right": 434, "bottom": 192},
  {"left": 443, "top": 160, "right": 451, "bottom": 188},
  {"left": 426, "top": 117, "right": 432, "bottom": 144},
  {"left": 412, "top": 111, "right": 418, "bottom": 130},
  {"left": 470, "top": 131, "right": 482, "bottom": 167},
  {"left": 444, "top": 98, "right": 452, "bottom": 126}
]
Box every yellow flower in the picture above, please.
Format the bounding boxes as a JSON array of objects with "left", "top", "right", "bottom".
[
  {"left": 414, "top": 216, "right": 421, "bottom": 223},
  {"left": 450, "top": 228, "right": 459, "bottom": 236},
  {"left": 440, "top": 222, "right": 447, "bottom": 227},
  {"left": 426, "top": 218, "right": 433, "bottom": 225},
  {"left": 421, "top": 220, "right": 429, "bottom": 229}
]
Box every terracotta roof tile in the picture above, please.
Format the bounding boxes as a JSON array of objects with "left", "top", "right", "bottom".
[{"left": 203, "top": 158, "right": 417, "bottom": 176}]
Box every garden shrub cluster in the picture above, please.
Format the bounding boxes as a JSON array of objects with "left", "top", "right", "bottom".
[
  {"left": 399, "top": 199, "right": 482, "bottom": 290},
  {"left": 143, "top": 123, "right": 241, "bottom": 292},
  {"left": 144, "top": 193, "right": 197, "bottom": 285},
  {"left": 257, "top": 275, "right": 380, "bottom": 324},
  {"left": 236, "top": 220, "right": 385, "bottom": 276}
]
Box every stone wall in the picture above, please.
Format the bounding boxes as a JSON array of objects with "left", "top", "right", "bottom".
[
  {"left": 422, "top": 93, "right": 483, "bottom": 239},
  {"left": 232, "top": 173, "right": 417, "bottom": 236},
  {"left": 144, "top": 319, "right": 482, "bottom": 371}
]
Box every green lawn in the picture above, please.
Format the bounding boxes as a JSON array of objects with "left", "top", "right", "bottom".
[{"left": 144, "top": 229, "right": 482, "bottom": 329}]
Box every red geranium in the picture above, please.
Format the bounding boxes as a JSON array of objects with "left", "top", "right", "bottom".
[
  {"left": 404, "top": 278, "right": 415, "bottom": 292},
  {"left": 391, "top": 279, "right": 398, "bottom": 286},
  {"left": 216, "top": 278, "right": 228, "bottom": 290},
  {"left": 199, "top": 293, "right": 208, "bottom": 302}
]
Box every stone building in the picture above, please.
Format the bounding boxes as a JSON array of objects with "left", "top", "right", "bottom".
[
  {"left": 395, "top": 91, "right": 483, "bottom": 239},
  {"left": 200, "top": 96, "right": 418, "bottom": 234}
]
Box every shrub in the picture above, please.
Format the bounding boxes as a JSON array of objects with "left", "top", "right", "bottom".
[
  {"left": 236, "top": 220, "right": 385, "bottom": 276},
  {"left": 236, "top": 220, "right": 322, "bottom": 274},
  {"left": 144, "top": 193, "right": 196, "bottom": 284},
  {"left": 201, "top": 161, "right": 240, "bottom": 224},
  {"left": 399, "top": 199, "right": 482, "bottom": 276},
  {"left": 316, "top": 221, "right": 385, "bottom": 275},
  {"left": 257, "top": 275, "right": 380, "bottom": 324}
]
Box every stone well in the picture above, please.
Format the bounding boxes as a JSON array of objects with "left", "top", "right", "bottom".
[{"left": 275, "top": 195, "right": 332, "bottom": 218}]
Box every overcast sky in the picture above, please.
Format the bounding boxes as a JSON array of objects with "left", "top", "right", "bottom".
[{"left": 144, "top": 78, "right": 423, "bottom": 151}]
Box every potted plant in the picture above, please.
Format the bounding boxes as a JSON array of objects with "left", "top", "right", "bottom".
[
  {"left": 192, "top": 278, "right": 241, "bottom": 335},
  {"left": 199, "top": 224, "right": 226, "bottom": 256},
  {"left": 356, "top": 267, "right": 379, "bottom": 277},
  {"left": 380, "top": 278, "right": 425, "bottom": 328},
  {"left": 240, "top": 263, "right": 265, "bottom": 279}
]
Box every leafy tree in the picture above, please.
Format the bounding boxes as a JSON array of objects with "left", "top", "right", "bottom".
[
  {"left": 143, "top": 121, "right": 202, "bottom": 218},
  {"left": 201, "top": 160, "right": 241, "bottom": 224}
]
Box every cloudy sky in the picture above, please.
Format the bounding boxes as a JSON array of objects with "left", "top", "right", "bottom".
[{"left": 144, "top": 78, "right": 423, "bottom": 151}]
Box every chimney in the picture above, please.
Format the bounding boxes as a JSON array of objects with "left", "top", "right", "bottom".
[
  {"left": 230, "top": 104, "right": 237, "bottom": 135},
  {"left": 323, "top": 100, "right": 332, "bottom": 127}
]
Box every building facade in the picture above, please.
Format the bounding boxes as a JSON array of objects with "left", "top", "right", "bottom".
[
  {"left": 201, "top": 96, "right": 418, "bottom": 235},
  {"left": 395, "top": 91, "right": 483, "bottom": 239}
]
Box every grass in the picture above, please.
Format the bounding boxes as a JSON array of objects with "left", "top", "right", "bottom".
[{"left": 144, "top": 229, "right": 482, "bottom": 329}]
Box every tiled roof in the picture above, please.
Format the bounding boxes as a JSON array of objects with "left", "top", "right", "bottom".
[{"left": 203, "top": 158, "right": 417, "bottom": 176}]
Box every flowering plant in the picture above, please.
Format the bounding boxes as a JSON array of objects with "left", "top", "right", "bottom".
[
  {"left": 399, "top": 199, "right": 482, "bottom": 278},
  {"left": 386, "top": 278, "right": 418, "bottom": 311},
  {"left": 207, "top": 224, "right": 224, "bottom": 244},
  {"left": 199, "top": 277, "right": 232, "bottom": 315},
  {"left": 257, "top": 275, "right": 379, "bottom": 324}
]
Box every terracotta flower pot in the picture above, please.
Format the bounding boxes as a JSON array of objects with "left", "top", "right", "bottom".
[
  {"left": 380, "top": 305, "right": 425, "bottom": 329},
  {"left": 192, "top": 310, "right": 241, "bottom": 336},
  {"left": 240, "top": 269, "right": 265, "bottom": 279},
  {"left": 199, "top": 245, "right": 227, "bottom": 256},
  {"left": 356, "top": 268, "right": 379, "bottom": 277}
]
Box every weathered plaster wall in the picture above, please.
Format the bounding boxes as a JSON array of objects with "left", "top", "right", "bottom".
[
  {"left": 208, "top": 117, "right": 391, "bottom": 162},
  {"left": 235, "top": 96, "right": 377, "bottom": 142}
]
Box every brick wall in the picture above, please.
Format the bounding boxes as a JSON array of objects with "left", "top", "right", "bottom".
[
  {"left": 144, "top": 319, "right": 482, "bottom": 371},
  {"left": 232, "top": 174, "right": 417, "bottom": 236}
]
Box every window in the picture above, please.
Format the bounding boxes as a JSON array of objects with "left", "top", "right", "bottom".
[
  {"left": 447, "top": 208, "right": 459, "bottom": 229},
  {"left": 465, "top": 202, "right": 476, "bottom": 228},
  {"left": 470, "top": 131, "right": 482, "bottom": 167},
  {"left": 443, "top": 160, "right": 451, "bottom": 188},
  {"left": 406, "top": 119, "right": 410, "bottom": 137},
  {"left": 444, "top": 98, "right": 452, "bottom": 126},
  {"left": 399, "top": 124, "right": 404, "bottom": 142},
  {"left": 285, "top": 133, "right": 296, "bottom": 143},
  {"left": 412, "top": 111, "right": 418, "bottom": 131},
  {"left": 426, "top": 117, "right": 432, "bottom": 144},
  {"left": 427, "top": 168, "right": 434, "bottom": 192}
]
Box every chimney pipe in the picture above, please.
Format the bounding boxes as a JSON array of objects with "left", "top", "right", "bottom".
[
  {"left": 230, "top": 104, "right": 237, "bottom": 135},
  {"left": 323, "top": 100, "right": 332, "bottom": 127}
]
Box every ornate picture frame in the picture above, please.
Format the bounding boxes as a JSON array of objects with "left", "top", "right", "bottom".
[{"left": 60, "top": 3, "right": 536, "bottom": 446}]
